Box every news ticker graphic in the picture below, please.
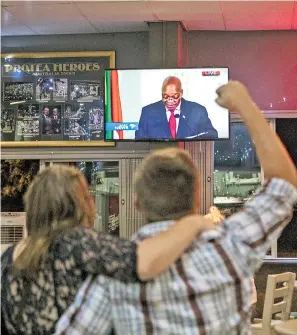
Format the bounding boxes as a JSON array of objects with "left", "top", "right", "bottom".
[
  {"left": 105, "top": 122, "right": 139, "bottom": 131},
  {"left": 202, "top": 71, "right": 221, "bottom": 76}
]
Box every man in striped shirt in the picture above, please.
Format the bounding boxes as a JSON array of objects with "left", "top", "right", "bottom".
[{"left": 55, "top": 81, "right": 297, "bottom": 335}]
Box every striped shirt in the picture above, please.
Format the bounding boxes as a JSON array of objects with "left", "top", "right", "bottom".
[{"left": 55, "top": 178, "right": 297, "bottom": 335}]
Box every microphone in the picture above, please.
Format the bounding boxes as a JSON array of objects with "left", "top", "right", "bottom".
[{"left": 174, "top": 114, "right": 180, "bottom": 119}]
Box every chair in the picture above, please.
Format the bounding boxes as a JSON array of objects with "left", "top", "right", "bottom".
[
  {"left": 252, "top": 272, "right": 296, "bottom": 335},
  {"left": 275, "top": 280, "right": 297, "bottom": 321}
]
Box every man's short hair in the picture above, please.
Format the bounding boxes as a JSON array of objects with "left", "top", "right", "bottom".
[{"left": 134, "top": 148, "right": 198, "bottom": 223}]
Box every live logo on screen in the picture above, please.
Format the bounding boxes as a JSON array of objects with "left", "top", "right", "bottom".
[{"left": 202, "top": 71, "right": 221, "bottom": 76}]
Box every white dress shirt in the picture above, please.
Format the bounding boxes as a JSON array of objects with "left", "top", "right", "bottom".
[{"left": 165, "top": 102, "right": 181, "bottom": 132}]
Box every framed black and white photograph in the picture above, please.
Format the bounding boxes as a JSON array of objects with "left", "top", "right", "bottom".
[
  {"left": 40, "top": 104, "right": 62, "bottom": 135},
  {"left": 64, "top": 119, "right": 89, "bottom": 141},
  {"left": 3, "top": 82, "right": 33, "bottom": 102},
  {"left": 70, "top": 80, "right": 101, "bottom": 101},
  {"left": 89, "top": 106, "right": 104, "bottom": 139},
  {"left": 53, "top": 78, "right": 68, "bottom": 101},
  {"left": 65, "top": 103, "right": 88, "bottom": 120},
  {"left": 1, "top": 108, "right": 16, "bottom": 133},
  {"left": 36, "top": 78, "right": 53, "bottom": 101},
  {"left": 15, "top": 120, "right": 39, "bottom": 141},
  {"left": 17, "top": 104, "right": 39, "bottom": 119}
]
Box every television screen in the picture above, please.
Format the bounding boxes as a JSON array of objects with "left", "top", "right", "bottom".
[{"left": 104, "top": 68, "right": 229, "bottom": 141}]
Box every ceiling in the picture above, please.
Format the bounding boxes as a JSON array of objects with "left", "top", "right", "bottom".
[{"left": 1, "top": 0, "right": 297, "bottom": 36}]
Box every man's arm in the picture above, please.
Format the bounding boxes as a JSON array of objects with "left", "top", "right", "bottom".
[
  {"left": 217, "top": 181, "right": 295, "bottom": 268},
  {"left": 216, "top": 81, "right": 297, "bottom": 187},
  {"left": 214, "top": 81, "right": 297, "bottom": 262},
  {"left": 135, "top": 108, "right": 148, "bottom": 139},
  {"left": 137, "top": 215, "right": 215, "bottom": 280},
  {"left": 182, "top": 81, "right": 297, "bottom": 268}
]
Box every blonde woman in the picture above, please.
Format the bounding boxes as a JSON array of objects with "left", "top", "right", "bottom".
[{"left": 1, "top": 165, "right": 214, "bottom": 334}]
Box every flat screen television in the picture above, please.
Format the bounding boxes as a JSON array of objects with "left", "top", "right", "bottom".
[{"left": 104, "top": 68, "right": 229, "bottom": 141}]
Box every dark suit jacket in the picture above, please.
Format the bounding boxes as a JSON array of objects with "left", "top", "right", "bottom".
[
  {"left": 51, "top": 117, "right": 61, "bottom": 134},
  {"left": 40, "top": 115, "right": 52, "bottom": 135},
  {"left": 135, "top": 98, "right": 218, "bottom": 140}
]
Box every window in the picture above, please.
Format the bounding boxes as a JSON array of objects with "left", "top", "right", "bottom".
[
  {"left": 275, "top": 118, "right": 297, "bottom": 258},
  {"left": 213, "top": 122, "right": 277, "bottom": 256},
  {"left": 46, "top": 161, "right": 120, "bottom": 235},
  {"left": 214, "top": 122, "right": 261, "bottom": 218},
  {"left": 1, "top": 160, "right": 40, "bottom": 212}
]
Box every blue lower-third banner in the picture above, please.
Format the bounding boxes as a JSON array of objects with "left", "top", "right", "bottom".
[{"left": 105, "top": 122, "right": 139, "bottom": 131}]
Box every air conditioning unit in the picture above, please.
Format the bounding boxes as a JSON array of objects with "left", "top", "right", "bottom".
[{"left": 1, "top": 212, "right": 27, "bottom": 255}]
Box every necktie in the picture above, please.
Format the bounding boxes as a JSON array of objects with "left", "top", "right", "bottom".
[{"left": 168, "top": 109, "right": 176, "bottom": 139}]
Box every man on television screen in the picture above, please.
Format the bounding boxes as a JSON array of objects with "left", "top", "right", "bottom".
[{"left": 135, "top": 76, "right": 218, "bottom": 140}]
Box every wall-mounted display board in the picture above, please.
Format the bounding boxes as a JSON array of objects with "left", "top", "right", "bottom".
[{"left": 1, "top": 51, "right": 115, "bottom": 147}]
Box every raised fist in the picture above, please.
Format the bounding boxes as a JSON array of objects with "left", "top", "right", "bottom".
[{"left": 216, "top": 81, "right": 254, "bottom": 113}]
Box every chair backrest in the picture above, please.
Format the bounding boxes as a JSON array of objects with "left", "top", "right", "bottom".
[{"left": 261, "top": 272, "right": 296, "bottom": 332}]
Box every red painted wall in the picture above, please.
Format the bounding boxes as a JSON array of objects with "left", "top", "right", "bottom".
[{"left": 185, "top": 31, "right": 297, "bottom": 110}]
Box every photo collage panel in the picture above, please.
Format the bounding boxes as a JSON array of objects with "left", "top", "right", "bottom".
[{"left": 2, "top": 75, "right": 104, "bottom": 142}]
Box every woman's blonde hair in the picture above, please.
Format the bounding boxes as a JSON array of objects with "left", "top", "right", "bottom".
[{"left": 14, "top": 165, "right": 96, "bottom": 276}]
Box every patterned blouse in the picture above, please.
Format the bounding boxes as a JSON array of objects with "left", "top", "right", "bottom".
[{"left": 1, "top": 227, "right": 138, "bottom": 334}]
